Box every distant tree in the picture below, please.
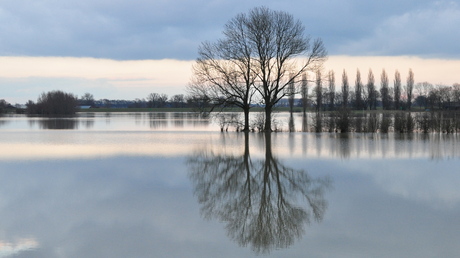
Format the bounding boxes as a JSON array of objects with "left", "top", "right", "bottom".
[
  {"left": 366, "top": 69, "right": 377, "bottom": 110},
  {"left": 147, "top": 93, "right": 169, "bottom": 108},
  {"left": 341, "top": 70, "right": 349, "bottom": 108},
  {"left": 130, "top": 98, "right": 146, "bottom": 108},
  {"left": 27, "top": 90, "right": 78, "bottom": 115},
  {"left": 406, "top": 69, "right": 414, "bottom": 110},
  {"left": 301, "top": 73, "right": 308, "bottom": 114},
  {"left": 170, "top": 94, "right": 186, "bottom": 108},
  {"left": 80, "top": 92, "right": 95, "bottom": 106},
  {"left": 380, "top": 69, "right": 391, "bottom": 110},
  {"left": 314, "top": 70, "right": 323, "bottom": 112},
  {"left": 453, "top": 83, "right": 460, "bottom": 103},
  {"left": 328, "top": 70, "right": 335, "bottom": 110},
  {"left": 354, "top": 69, "right": 363, "bottom": 110},
  {"left": 0, "top": 99, "right": 9, "bottom": 113},
  {"left": 415, "top": 82, "right": 432, "bottom": 110},
  {"left": 394, "top": 70, "right": 402, "bottom": 110}
]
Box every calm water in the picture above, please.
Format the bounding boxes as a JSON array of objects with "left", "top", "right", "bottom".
[{"left": 0, "top": 112, "right": 459, "bottom": 258}]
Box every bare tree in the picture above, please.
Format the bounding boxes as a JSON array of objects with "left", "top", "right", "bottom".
[
  {"left": 147, "top": 93, "right": 168, "bottom": 108},
  {"left": 366, "top": 69, "right": 377, "bottom": 110},
  {"left": 247, "top": 7, "right": 326, "bottom": 131},
  {"left": 354, "top": 69, "right": 363, "bottom": 110},
  {"left": 80, "top": 92, "right": 95, "bottom": 106},
  {"left": 190, "top": 7, "right": 326, "bottom": 131},
  {"left": 406, "top": 68, "right": 414, "bottom": 110},
  {"left": 170, "top": 94, "right": 186, "bottom": 108},
  {"left": 380, "top": 69, "right": 390, "bottom": 110},
  {"left": 188, "top": 12, "right": 258, "bottom": 131},
  {"left": 328, "top": 70, "right": 335, "bottom": 110},
  {"left": 394, "top": 70, "right": 402, "bottom": 110},
  {"left": 341, "top": 70, "right": 349, "bottom": 108},
  {"left": 288, "top": 74, "right": 296, "bottom": 113},
  {"left": 453, "top": 83, "right": 460, "bottom": 104},
  {"left": 301, "top": 73, "right": 308, "bottom": 114},
  {"left": 314, "top": 70, "right": 323, "bottom": 112}
]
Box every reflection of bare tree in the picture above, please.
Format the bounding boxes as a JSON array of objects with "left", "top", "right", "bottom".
[
  {"left": 187, "top": 132, "right": 331, "bottom": 254},
  {"left": 302, "top": 113, "right": 308, "bottom": 132},
  {"left": 289, "top": 113, "right": 295, "bottom": 132}
]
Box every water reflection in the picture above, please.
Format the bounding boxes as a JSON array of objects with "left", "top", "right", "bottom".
[
  {"left": 27, "top": 118, "right": 94, "bottom": 130},
  {"left": 187, "top": 132, "right": 331, "bottom": 254}
]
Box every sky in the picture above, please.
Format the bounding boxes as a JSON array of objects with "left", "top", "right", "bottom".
[{"left": 0, "top": 0, "right": 459, "bottom": 103}]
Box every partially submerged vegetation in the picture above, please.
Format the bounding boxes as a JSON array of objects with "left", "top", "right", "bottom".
[{"left": 26, "top": 90, "right": 78, "bottom": 116}]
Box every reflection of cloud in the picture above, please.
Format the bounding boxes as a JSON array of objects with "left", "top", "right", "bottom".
[
  {"left": 343, "top": 159, "right": 460, "bottom": 209},
  {"left": 0, "top": 238, "right": 39, "bottom": 257}
]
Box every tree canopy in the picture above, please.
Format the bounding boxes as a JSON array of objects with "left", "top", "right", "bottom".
[{"left": 189, "top": 6, "right": 327, "bottom": 131}]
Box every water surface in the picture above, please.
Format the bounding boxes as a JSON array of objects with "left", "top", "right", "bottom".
[{"left": 0, "top": 112, "right": 459, "bottom": 257}]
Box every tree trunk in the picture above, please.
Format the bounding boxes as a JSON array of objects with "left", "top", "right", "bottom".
[
  {"left": 243, "top": 108, "right": 250, "bottom": 132},
  {"left": 264, "top": 105, "right": 272, "bottom": 132}
]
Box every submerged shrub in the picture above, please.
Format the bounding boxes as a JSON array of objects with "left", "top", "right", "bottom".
[
  {"left": 334, "top": 108, "right": 350, "bottom": 133},
  {"left": 27, "top": 90, "right": 78, "bottom": 116},
  {"left": 380, "top": 114, "right": 392, "bottom": 133}
]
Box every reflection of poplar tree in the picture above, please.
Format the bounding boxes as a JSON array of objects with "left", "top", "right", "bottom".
[{"left": 187, "top": 133, "right": 330, "bottom": 254}]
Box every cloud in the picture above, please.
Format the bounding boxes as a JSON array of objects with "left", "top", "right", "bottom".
[
  {"left": 0, "top": 0, "right": 455, "bottom": 60},
  {"left": 0, "top": 57, "right": 193, "bottom": 103},
  {"left": 338, "top": 1, "right": 460, "bottom": 58}
]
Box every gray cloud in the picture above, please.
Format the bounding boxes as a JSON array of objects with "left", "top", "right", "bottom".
[
  {"left": 337, "top": 1, "right": 460, "bottom": 58},
  {"left": 0, "top": 0, "right": 457, "bottom": 59}
]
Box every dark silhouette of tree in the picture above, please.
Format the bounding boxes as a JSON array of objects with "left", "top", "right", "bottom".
[
  {"left": 380, "top": 69, "right": 391, "bottom": 110},
  {"left": 27, "top": 90, "right": 78, "bottom": 115},
  {"left": 406, "top": 69, "right": 414, "bottom": 110},
  {"left": 366, "top": 69, "right": 377, "bottom": 110},
  {"left": 170, "top": 94, "right": 186, "bottom": 108},
  {"left": 187, "top": 133, "right": 330, "bottom": 254},
  {"left": 301, "top": 73, "right": 308, "bottom": 115},
  {"left": 288, "top": 75, "right": 296, "bottom": 113},
  {"left": 147, "top": 93, "right": 168, "bottom": 108},
  {"left": 341, "top": 70, "right": 349, "bottom": 108},
  {"left": 394, "top": 70, "right": 402, "bottom": 110},
  {"left": 249, "top": 7, "right": 326, "bottom": 131},
  {"left": 0, "top": 99, "right": 10, "bottom": 113},
  {"left": 314, "top": 70, "right": 323, "bottom": 112},
  {"left": 80, "top": 92, "right": 95, "bottom": 106},
  {"left": 190, "top": 7, "right": 326, "bottom": 132},
  {"left": 354, "top": 69, "right": 364, "bottom": 110},
  {"left": 328, "top": 70, "right": 335, "bottom": 111},
  {"left": 188, "top": 10, "right": 259, "bottom": 132}
]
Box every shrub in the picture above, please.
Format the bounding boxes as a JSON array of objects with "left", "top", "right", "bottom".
[{"left": 27, "top": 90, "right": 78, "bottom": 115}]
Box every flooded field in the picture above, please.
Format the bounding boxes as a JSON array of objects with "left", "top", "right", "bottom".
[{"left": 0, "top": 112, "right": 459, "bottom": 257}]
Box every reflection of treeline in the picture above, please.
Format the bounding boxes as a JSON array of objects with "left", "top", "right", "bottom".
[
  {"left": 27, "top": 118, "right": 95, "bottom": 129},
  {"left": 307, "top": 111, "right": 460, "bottom": 133}
]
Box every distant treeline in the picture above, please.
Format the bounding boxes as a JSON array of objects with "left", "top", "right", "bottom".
[
  {"left": 1, "top": 70, "right": 459, "bottom": 117},
  {"left": 300, "top": 69, "right": 460, "bottom": 112}
]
